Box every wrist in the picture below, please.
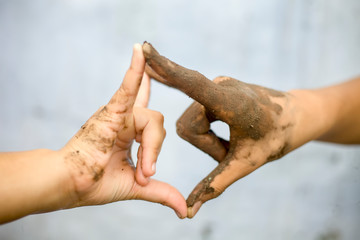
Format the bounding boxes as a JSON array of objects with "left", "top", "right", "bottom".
[
  {"left": 34, "top": 149, "right": 77, "bottom": 212},
  {"left": 0, "top": 149, "right": 76, "bottom": 223},
  {"left": 54, "top": 147, "right": 85, "bottom": 210}
]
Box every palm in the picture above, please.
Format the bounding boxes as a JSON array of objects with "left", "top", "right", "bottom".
[{"left": 88, "top": 149, "right": 138, "bottom": 204}]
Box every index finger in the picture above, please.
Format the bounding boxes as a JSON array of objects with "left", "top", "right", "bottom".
[
  {"left": 142, "top": 42, "right": 221, "bottom": 112},
  {"left": 106, "top": 44, "right": 146, "bottom": 114},
  {"left": 121, "top": 43, "right": 146, "bottom": 99}
]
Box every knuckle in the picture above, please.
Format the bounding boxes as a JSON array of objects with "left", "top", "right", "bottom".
[
  {"left": 129, "top": 65, "right": 144, "bottom": 77},
  {"left": 119, "top": 85, "right": 130, "bottom": 97},
  {"left": 194, "top": 183, "right": 224, "bottom": 203},
  {"left": 96, "top": 105, "right": 108, "bottom": 116},
  {"left": 176, "top": 120, "right": 186, "bottom": 137},
  {"left": 212, "top": 185, "right": 225, "bottom": 196},
  {"left": 153, "top": 111, "right": 164, "bottom": 124}
]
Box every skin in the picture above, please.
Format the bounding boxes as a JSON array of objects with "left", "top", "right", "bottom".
[
  {"left": 0, "top": 44, "right": 187, "bottom": 224},
  {"left": 142, "top": 42, "right": 360, "bottom": 218}
]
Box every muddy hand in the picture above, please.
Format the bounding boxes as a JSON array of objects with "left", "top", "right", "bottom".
[{"left": 142, "top": 42, "right": 297, "bottom": 218}]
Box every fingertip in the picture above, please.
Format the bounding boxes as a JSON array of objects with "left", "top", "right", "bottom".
[
  {"left": 135, "top": 172, "right": 150, "bottom": 186},
  {"left": 135, "top": 157, "right": 150, "bottom": 186},
  {"left": 120, "top": 43, "right": 146, "bottom": 100},
  {"left": 170, "top": 195, "right": 187, "bottom": 219},
  {"left": 152, "top": 162, "right": 156, "bottom": 174},
  {"left": 141, "top": 162, "right": 156, "bottom": 178},
  {"left": 174, "top": 210, "right": 185, "bottom": 219},
  {"left": 142, "top": 160, "right": 156, "bottom": 178},
  {"left": 145, "top": 158, "right": 157, "bottom": 177},
  {"left": 133, "top": 43, "right": 142, "bottom": 52},
  {"left": 141, "top": 146, "right": 160, "bottom": 177},
  {"left": 142, "top": 41, "right": 152, "bottom": 57},
  {"left": 135, "top": 179, "right": 188, "bottom": 219},
  {"left": 187, "top": 201, "right": 202, "bottom": 219},
  {"left": 129, "top": 43, "right": 145, "bottom": 72}
]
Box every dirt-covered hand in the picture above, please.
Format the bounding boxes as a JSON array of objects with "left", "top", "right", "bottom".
[
  {"left": 142, "top": 42, "right": 297, "bottom": 218},
  {"left": 60, "top": 44, "right": 187, "bottom": 218}
]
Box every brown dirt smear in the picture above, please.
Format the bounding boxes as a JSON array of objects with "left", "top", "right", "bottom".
[{"left": 142, "top": 42, "right": 291, "bottom": 207}]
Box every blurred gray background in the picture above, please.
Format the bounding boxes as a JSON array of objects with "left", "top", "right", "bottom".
[{"left": 0, "top": 0, "right": 359, "bottom": 239}]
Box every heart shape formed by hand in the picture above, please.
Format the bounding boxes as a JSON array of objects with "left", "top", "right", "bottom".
[{"left": 142, "top": 42, "right": 296, "bottom": 218}]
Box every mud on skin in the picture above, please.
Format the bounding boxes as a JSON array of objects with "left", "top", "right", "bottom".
[
  {"left": 65, "top": 150, "right": 105, "bottom": 182},
  {"left": 142, "top": 42, "right": 293, "bottom": 208},
  {"left": 65, "top": 107, "right": 120, "bottom": 189}
]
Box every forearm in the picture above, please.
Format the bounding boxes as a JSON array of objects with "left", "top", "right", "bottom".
[
  {"left": 315, "top": 76, "right": 360, "bottom": 143},
  {"left": 289, "top": 76, "right": 360, "bottom": 147},
  {"left": 0, "top": 149, "right": 73, "bottom": 224}
]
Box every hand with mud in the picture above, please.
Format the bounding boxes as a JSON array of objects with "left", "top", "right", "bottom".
[
  {"left": 142, "top": 42, "right": 351, "bottom": 218},
  {"left": 60, "top": 44, "right": 187, "bottom": 218},
  {"left": 142, "top": 42, "right": 298, "bottom": 218},
  {"left": 0, "top": 44, "right": 188, "bottom": 224}
]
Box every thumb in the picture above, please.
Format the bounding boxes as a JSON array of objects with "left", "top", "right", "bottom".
[
  {"left": 186, "top": 155, "right": 260, "bottom": 218},
  {"left": 132, "top": 179, "right": 187, "bottom": 219}
]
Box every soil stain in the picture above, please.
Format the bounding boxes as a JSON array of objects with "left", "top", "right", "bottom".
[
  {"left": 65, "top": 150, "right": 105, "bottom": 183},
  {"left": 142, "top": 42, "right": 291, "bottom": 207}
]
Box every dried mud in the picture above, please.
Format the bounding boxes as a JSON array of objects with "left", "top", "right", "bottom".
[{"left": 142, "top": 42, "right": 290, "bottom": 207}]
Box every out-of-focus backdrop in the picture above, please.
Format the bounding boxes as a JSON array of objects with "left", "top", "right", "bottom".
[{"left": 0, "top": 0, "right": 359, "bottom": 239}]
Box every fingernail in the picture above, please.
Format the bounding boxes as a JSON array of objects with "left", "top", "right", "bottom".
[
  {"left": 187, "top": 201, "right": 202, "bottom": 219},
  {"left": 152, "top": 163, "right": 156, "bottom": 173},
  {"left": 175, "top": 210, "right": 183, "bottom": 219},
  {"left": 133, "top": 43, "right": 141, "bottom": 50}
]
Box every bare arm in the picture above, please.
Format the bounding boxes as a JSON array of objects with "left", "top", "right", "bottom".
[
  {"left": 312, "top": 77, "right": 360, "bottom": 144},
  {"left": 0, "top": 150, "right": 71, "bottom": 223},
  {"left": 281, "top": 76, "right": 360, "bottom": 152}
]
